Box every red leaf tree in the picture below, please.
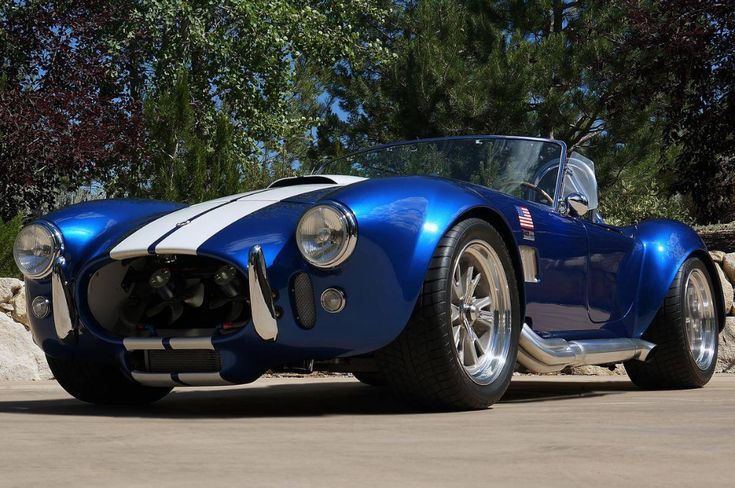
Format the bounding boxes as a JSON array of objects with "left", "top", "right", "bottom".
[{"left": 0, "top": 1, "right": 141, "bottom": 222}]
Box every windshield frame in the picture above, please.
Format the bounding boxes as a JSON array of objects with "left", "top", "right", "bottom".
[{"left": 316, "top": 135, "right": 569, "bottom": 212}]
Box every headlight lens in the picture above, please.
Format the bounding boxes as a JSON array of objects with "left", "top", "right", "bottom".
[
  {"left": 296, "top": 203, "right": 357, "bottom": 268},
  {"left": 13, "top": 223, "right": 60, "bottom": 279}
]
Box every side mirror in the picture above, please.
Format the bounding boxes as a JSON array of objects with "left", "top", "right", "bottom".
[{"left": 564, "top": 192, "right": 589, "bottom": 217}]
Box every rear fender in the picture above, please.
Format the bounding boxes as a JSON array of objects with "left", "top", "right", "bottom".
[{"left": 633, "top": 219, "right": 725, "bottom": 337}]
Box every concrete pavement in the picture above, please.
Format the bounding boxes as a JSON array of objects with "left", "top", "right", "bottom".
[{"left": 1, "top": 374, "right": 734, "bottom": 487}]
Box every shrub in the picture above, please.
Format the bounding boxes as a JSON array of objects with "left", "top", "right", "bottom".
[{"left": 0, "top": 215, "right": 23, "bottom": 278}]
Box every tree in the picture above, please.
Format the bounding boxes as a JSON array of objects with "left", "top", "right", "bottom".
[
  {"left": 314, "top": 0, "right": 691, "bottom": 224},
  {"left": 137, "top": 73, "right": 240, "bottom": 203},
  {"left": 616, "top": 0, "right": 735, "bottom": 224},
  {"left": 1, "top": 0, "right": 389, "bottom": 215},
  {"left": 0, "top": 1, "right": 140, "bottom": 221},
  {"left": 103, "top": 0, "right": 389, "bottom": 197}
]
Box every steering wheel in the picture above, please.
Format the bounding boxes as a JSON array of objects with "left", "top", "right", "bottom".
[{"left": 518, "top": 182, "right": 554, "bottom": 205}]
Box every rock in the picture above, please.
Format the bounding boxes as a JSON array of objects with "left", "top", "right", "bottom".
[
  {"left": 0, "top": 313, "right": 52, "bottom": 380},
  {"left": 723, "top": 253, "right": 735, "bottom": 285},
  {"left": 710, "top": 250, "right": 726, "bottom": 263},
  {"left": 562, "top": 364, "right": 627, "bottom": 376},
  {"left": 717, "top": 317, "right": 735, "bottom": 373},
  {"left": 11, "top": 286, "right": 28, "bottom": 329},
  {"left": 716, "top": 264, "right": 734, "bottom": 315},
  {"left": 0, "top": 277, "right": 23, "bottom": 304}
]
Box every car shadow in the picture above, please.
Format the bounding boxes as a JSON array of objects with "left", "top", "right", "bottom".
[{"left": 0, "top": 377, "right": 639, "bottom": 419}]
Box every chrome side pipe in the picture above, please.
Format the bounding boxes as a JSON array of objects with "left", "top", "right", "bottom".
[{"left": 517, "top": 324, "right": 655, "bottom": 373}]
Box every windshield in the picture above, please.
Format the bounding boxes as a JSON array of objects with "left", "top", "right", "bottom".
[{"left": 319, "top": 136, "right": 565, "bottom": 206}]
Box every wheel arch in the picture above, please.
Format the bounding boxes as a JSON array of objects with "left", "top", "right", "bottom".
[{"left": 450, "top": 206, "right": 527, "bottom": 320}]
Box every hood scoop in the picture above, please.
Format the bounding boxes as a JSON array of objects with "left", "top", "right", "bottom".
[{"left": 268, "top": 174, "right": 366, "bottom": 188}]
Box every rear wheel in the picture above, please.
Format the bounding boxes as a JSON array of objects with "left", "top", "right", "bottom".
[
  {"left": 625, "top": 257, "right": 720, "bottom": 388},
  {"left": 47, "top": 355, "right": 172, "bottom": 405},
  {"left": 376, "top": 218, "right": 521, "bottom": 410}
]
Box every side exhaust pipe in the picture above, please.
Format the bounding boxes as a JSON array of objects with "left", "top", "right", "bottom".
[{"left": 517, "top": 324, "right": 655, "bottom": 373}]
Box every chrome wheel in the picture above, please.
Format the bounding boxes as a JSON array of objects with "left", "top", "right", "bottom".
[
  {"left": 684, "top": 268, "right": 718, "bottom": 370},
  {"left": 450, "top": 239, "right": 513, "bottom": 385}
]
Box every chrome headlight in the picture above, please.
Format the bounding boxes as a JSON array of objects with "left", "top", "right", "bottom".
[
  {"left": 13, "top": 223, "right": 61, "bottom": 279},
  {"left": 296, "top": 202, "right": 357, "bottom": 268}
]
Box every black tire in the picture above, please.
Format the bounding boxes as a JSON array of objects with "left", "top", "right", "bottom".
[
  {"left": 625, "top": 257, "right": 720, "bottom": 389},
  {"left": 47, "top": 355, "right": 172, "bottom": 405},
  {"left": 375, "top": 218, "right": 521, "bottom": 410},
  {"left": 352, "top": 372, "right": 386, "bottom": 386}
]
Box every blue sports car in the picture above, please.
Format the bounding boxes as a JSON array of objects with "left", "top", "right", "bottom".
[{"left": 14, "top": 135, "right": 725, "bottom": 410}]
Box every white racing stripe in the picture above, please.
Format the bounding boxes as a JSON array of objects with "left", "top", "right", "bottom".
[{"left": 109, "top": 182, "right": 354, "bottom": 260}]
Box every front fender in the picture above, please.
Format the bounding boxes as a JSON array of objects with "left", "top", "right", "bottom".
[
  {"left": 633, "top": 219, "right": 725, "bottom": 337},
  {"left": 327, "top": 177, "right": 521, "bottom": 351}
]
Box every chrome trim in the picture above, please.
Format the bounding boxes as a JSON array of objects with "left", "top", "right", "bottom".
[
  {"left": 517, "top": 324, "right": 655, "bottom": 373},
  {"left": 123, "top": 338, "right": 165, "bottom": 351},
  {"left": 51, "top": 260, "right": 74, "bottom": 340},
  {"left": 15, "top": 221, "right": 63, "bottom": 279},
  {"left": 518, "top": 246, "right": 540, "bottom": 283},
  {"left": 248, "top": 245, "right": 278, "bottom": 341},
  {"left": 169, "top": 337, "right": 215, "bottom": 350},
  {"left": 296, "top": 201, "right": 358, "bottom": 269},
  {"left": 122, "top": 337, "right": 215, "bottom": 351},
  {"left": 131, "top": 371, "right": 233, "bottom": 387},
  {"left": 563, "top": 192, "right": 590, "bottom": 217},
  {"left": 552, "top": 140, "right": 568, "bottom": 212}
]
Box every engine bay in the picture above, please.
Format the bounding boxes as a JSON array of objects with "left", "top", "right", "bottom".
[{"left": 86, "top": 255, "right": 250, "bottom": 338}]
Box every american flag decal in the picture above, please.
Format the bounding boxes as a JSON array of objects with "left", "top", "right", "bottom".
[
  {"left": 516, "top": 206, "right": 534, "bottom": 229},
  {"left": 516, "top": 206, "right": 535, "bottom": 241}
]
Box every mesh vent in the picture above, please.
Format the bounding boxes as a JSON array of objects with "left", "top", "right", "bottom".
[
  {"left": 292, "top": 272, "right": 316, "bottom": 329},
  {"left": 145, "top": 350, "right": 221, "bottom": 373}
]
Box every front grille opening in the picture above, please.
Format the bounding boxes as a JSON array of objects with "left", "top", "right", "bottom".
[
  {"left": 132, "top": 350, "right": 222, "bottom": 373},
  {"left": 87, "top": 255, "right": 250, "bottom": 338}
]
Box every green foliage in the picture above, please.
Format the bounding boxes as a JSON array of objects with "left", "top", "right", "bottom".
[
  {"left": 0, "top": 215, "right": 23, "bottom": 279},
  {"left": 122, "top": 73, "right": 243, "bottom": 203},
  {"left": 103, "top": 0, "right": 390, "bottom": 197}
]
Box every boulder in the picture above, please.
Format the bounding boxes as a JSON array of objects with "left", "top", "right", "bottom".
[
  {"left": 0, "top": 313, "right": 52, "bottom": 380},
  {"left": 716, "top": 317, "right": 735, "bottom": 373},
  {"left": 710, "top": 250, "right": 726, "bottom": 263},
  {"left": 11, "top": 286, "right": 29, "bottom": 329},
  {"left": 722, "top": 253, "right": 735, "bottom": 285},
  {"left": 0, "top": 277, "right": 23, "bottom": 304},
  {"left": 563, "top": 364, "right": 626, "bottom": 376},
  {"left": 716, "top": 265, "right": 734, "bottom": 315}
]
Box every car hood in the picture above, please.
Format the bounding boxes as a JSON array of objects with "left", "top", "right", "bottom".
[{"left": 109, "top": 175, "right": 366, "bottom": 260}]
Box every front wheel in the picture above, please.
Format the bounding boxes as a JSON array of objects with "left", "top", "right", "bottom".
[
  {"left": 376, "top": 218, "right": 521, "bottom": 410},
  {"left": 47, "top": 355, "right": 172, "bottom": 405},
  {"left": 625, "top": 257, "right": 720, "bottom": 389}
]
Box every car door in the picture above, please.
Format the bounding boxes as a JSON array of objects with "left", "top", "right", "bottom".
[
  {"left": 583, "top": 220, "right": 640, "bottom": 324},
  {"left": 522, "top": 203, "right": 593, "bottom": 335}
]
